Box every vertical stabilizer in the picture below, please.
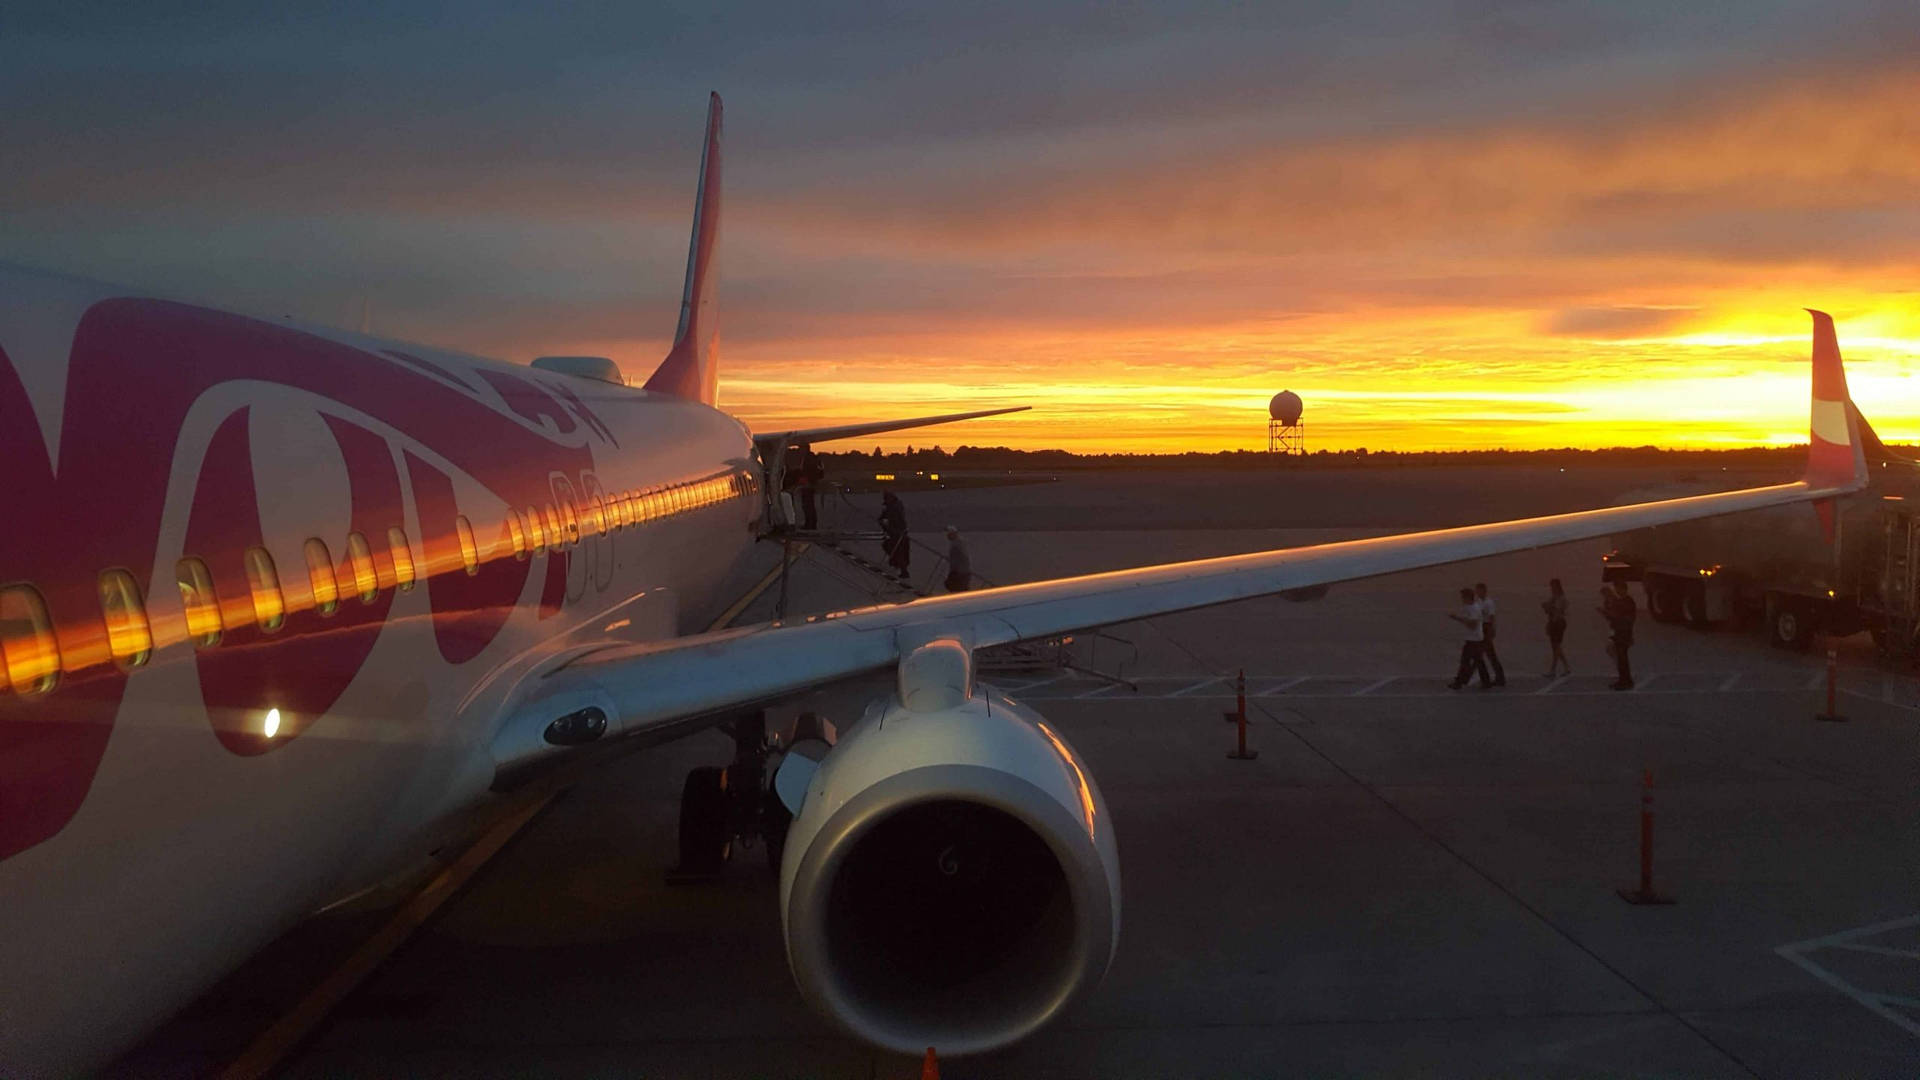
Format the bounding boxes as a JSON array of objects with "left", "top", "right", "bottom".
[{"left": 644, "top": 93, "right": 723, "bottom": 404}]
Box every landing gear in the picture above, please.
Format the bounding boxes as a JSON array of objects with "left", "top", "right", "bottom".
[{"left": 670, "top": 710, "right": 801, "bottom": 881}]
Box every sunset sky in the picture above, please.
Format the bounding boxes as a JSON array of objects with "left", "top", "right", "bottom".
[{"left": 3, "top": 3, "right": 1917, "bottom": 452}]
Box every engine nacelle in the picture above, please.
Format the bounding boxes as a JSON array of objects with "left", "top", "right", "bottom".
[{"left": 777, "top": 641, "right": 1120, "bottom": 1056}]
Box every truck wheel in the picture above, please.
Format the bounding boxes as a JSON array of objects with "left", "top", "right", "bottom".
[
  {"left": 1682, "top": 582, "right": 1714, "bottom": 628},
  {"left": 1646, "top": 579, "right": 1684, "bottom": 624},
  {"left": 1769, "top": 601, "right": 1813, "bottom": 651}
]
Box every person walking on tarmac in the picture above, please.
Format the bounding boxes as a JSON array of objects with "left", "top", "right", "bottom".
[
  {"left": 798, "top": 449, "right": 823, "bottom": 531},
  {"left": 1474, "top": 582, "right": 1507, "bottom": 687},
  {"left": 1600, "top": 580, "right": 1637, "bottom": 690},
  {"left": 878, "top": 490, "right": 911, "bottom": 582},
  {"left": 1541, "top": 578, "right": 1572, "bottom": 677},
  {"left": 943, "top": 526, "right": 973, "bottom": 592},
  {"left": 1447, "top": 587, "right": 1493, "bottom": 690}
]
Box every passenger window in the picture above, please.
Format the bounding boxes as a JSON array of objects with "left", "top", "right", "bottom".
[
  {"left": 304, "top": 538, "right": 340, "bottom": 616},
  {"left": 1, "top": 584, "right": 61, "bottom": 694},
  {"left": 615, "top": 493, "right": 632, "bottom": 529},
  {"left": 345, "top": 532, "right": 378, "bottom": 603},
  {"left": 585, "top": 494, "right": 606, "bottom": 537},
  {"left": 387, "top": 527, "right": 417, "bottom": 591},
  {"left": 558, "top": 499, "right": 579, "bottom": 545},
  {"left": 245, "top": 547, "right": 285, "bottom": 631},
  {"left": 454, "top": 515, "right": 480, "bottom": 575},
  {"left": 524, "top": 507, "right": 547, "bottom": 554},
  {"left": 507, "top": 512, "right": 529, "bottom": 560},
  {"left": 175, "top": 557, "right": 223, "bottom": 647},
  {"left": 98, "top": 570, "right": 153, "bottom": 668},
  {"left": 543, "top": 504, "right": 564, "bottom": 548}
]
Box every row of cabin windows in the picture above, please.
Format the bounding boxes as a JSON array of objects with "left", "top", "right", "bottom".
[{"left": 1, "top": 468, "right": 760, "bottom": 696}]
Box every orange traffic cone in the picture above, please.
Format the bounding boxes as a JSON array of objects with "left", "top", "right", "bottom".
[{"left": 921, "top": 1046, "right": 939, "bottom": 1079}]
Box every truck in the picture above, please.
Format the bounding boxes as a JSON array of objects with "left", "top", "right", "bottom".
[{"left": 1602, "top": 408, "right": 1920, "bottom": 660}]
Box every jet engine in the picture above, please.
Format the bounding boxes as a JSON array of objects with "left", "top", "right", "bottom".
[{"left": 775, "top": 639, "right": 1120, "bottom": 1056}]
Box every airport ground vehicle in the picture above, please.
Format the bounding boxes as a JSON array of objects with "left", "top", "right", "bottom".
[{"left": 1604, "top": 413, "right": 1920, "bottom": 659}]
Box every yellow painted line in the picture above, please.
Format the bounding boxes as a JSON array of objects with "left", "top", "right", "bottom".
[
  {"left": 707, "top": 542, "right": 808, "bottom": 631},
  {"left": 217, "top": 786, "right": 558, "bottom": 1080}
]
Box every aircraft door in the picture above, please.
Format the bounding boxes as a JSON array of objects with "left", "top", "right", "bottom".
[{"left": 578, "top": 472, "right": 616, "bottom": 593}]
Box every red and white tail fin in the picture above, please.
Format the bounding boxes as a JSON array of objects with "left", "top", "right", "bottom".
[
  {"left": 644, "top": 92, "right": 723, "bottom": 404},
  {"left": 1804, "top": 309, "right": 1868, "bottom": 492}
]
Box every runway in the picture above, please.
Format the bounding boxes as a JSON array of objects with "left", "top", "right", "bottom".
[{"left": 122, "top": 466, "right": 1920, "bottom": 1078}]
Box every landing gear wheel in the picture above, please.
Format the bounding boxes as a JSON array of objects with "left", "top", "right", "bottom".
[
  {"left": 763, "top": 793, "right": 793, "bottom": 873},
  {"left": 676, "top": 766, "right": 729, "bottom": 875},
  {"left": 1769, "top": 601, "right": 1813, "bottom": 651}
]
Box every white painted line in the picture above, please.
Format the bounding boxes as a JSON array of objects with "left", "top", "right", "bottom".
[
  {"left": 1833, "top": 942, "right": 1920, "bottom": 961},
  {"left": 1533, "top": 676, "right": 1568, "bottom": 695},
  {"left": 1776, "top": 946, "right": 1920, "bottom": 1039},
  {"left": 1074, "top": 682, "right": 1126, "bottom": 699},
  {"left": 1776, "top": 913, "right": 1920, "bottom": 1040},
  {"left": 1884, "top": 678, "right": 1897, "bottom": 705},
  {"left": 1167, "top": 677, "right": 1223, "bottom": 698},
  {"left": 1785, "top": 913, "right": 1920, "bottom": 951},
  {"left": 1255, "top": 676, "right": 1312, "bottom": 696},
  {"left": 1352, "top": 677, "right": 1395, "bottom": 697},
  {"left": 1719, "top": 673, "right": 1743, "bottom": 692},
  {"left": 1806, "top": 669, "right": 1829, "bottom": 691}
]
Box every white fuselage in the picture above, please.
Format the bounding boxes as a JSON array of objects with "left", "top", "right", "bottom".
[{"left": 0, "top": 264, "right": 762, "bottom": 1075}]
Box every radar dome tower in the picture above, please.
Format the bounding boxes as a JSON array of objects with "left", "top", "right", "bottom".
[{"left": 1267, "top": 390, "right": 1304, "bottom": 454}]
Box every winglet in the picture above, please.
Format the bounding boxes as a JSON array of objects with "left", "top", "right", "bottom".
[
  {"left": 645, "top": 92, "right": 724, "bottom": 405},
  {"left": 1804, "top": 309, "right": 1867, "bottom": 492}
]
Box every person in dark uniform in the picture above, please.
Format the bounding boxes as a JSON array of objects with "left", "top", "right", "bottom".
[
  {"left": 798, "top": 449, "right": 822, "bottom": 531},
  {"left": 1600, "top": 580, "right": 1636, "bottom": 689},
  {"left": 878, "top": 490, "right": 910, "bottom": 581},
  {"left": 943, "top": 526, "right": 972, "bottom": 592},
  {"left": 1541, "top": 578, "right": 1571, "bottom": 677},
  {"left": 1447, "top": 586, "right": 1493, "bottom": 689},
  {"left": 1473, "top": 582, "right": 1506, "bottom": 687}
]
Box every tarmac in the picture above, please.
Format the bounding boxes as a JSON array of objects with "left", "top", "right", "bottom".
[{"left": 126, "top": 467, "right": 1920, "bottom": 1078}]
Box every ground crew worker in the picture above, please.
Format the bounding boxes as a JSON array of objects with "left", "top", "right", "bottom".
[
  {"left": 1473, "top": 582, "right": 1507, "bottom": 687},
  {"left": 943, "top": 526, "right": 972, "bottom": 592},
  {"left": 1448, "top": 586, "right": 1493, "bottom": 689},
  {"left": 798, "top": 449, "right": 822, "bottom": 531},
  {"left": 1541, "top": 578, "right": 1571, "bottom": 677},
  {"left": 1600, "top": 580, "right": 1636, "bottom": 690},
  {"left": 878, "top": 490, "right": 910, "bottom": 581}
]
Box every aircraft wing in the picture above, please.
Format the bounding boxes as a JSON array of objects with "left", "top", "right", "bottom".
[
  {"left": 752, "top": 406, "right": 1030, "bottom": 450},
  {"left": 493, "top": 313, "right": 1866, "bottom": 775}
]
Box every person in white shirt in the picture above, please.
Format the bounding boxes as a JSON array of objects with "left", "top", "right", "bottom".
[
  {"left": 1474, "top": 582, "right": 1507, "bottom": 687},
  {"left": 1447, "top": 586, "right": 1493, "bottom": 689}
]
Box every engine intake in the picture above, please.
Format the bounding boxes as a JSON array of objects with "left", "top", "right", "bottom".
[{"left": 778, "top": 656, "right": 1119, "bottom": 1057}]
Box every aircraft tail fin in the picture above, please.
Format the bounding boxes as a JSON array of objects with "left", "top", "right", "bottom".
[
  {"left": 1804, "top": 309, "right": 1869, "bottom": 491},
  {"left": 644, "top": 93, "right": 723, "bottom": 404}
]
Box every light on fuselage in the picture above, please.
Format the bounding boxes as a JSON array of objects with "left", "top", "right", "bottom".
[{"left": 263, "top": 707, "right": 281, "bottom": 738}]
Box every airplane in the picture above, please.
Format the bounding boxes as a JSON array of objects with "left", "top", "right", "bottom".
[{"left": 0, "top": 93, "right": 1871, "bottom": 1075}]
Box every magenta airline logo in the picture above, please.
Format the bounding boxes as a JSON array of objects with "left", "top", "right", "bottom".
[{"left": 0, "top": 299, "right": 608, "bottom": 861}]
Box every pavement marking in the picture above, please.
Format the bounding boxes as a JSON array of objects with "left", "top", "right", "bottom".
[
  {"left": 1534, "top": 676, "right": 1569, "bottom": 695},
  {"left": 1806, "top": 669, "right": 1830, "bottom": 691},
  {"left": 1719, "top": 673, "right": 1743, "bottom": 691},
  {"left": 1776, "top": 914, "right": 1920, "bottom": 1040},
  {"left": 708, "top": 542, "right": 809, "bottom": 630},
  {"left": 1254, "top": 675, "right": 1313, "bottom": 696},
  {"left": 1166, "top": 677, "right": 1223, "bottom": 698},
  {"left": 1353, "top": 677, "right": 1395, "bottom": 696},
  {"left": 1073, "top": 682, "right": 1130, "bottom": 699},
  {"left": 219, "top": 788, "right": 560, "bottom": 1080}
]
